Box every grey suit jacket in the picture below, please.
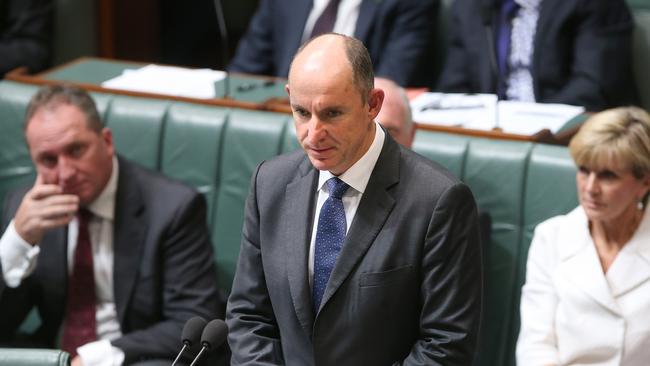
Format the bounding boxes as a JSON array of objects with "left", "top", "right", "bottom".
[
  {"left": 227, "top": 134, "right": 482, "bottom": 365},
  {"left": 0, "top": 157, "right": 223, "bottom": 364}
]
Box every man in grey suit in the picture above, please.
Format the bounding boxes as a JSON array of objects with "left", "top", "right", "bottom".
[
  {"left": 0, "top": 85, "right": 223, "bottom": 365},
  {"left": 226, "top": 33, "right": 482, "bottom": 365}
]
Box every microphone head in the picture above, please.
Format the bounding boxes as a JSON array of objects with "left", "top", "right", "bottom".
[
  {"left": 181, "top": 316, "right": 208, "bottom": 346},
  {"left": 200, "top": 319, "right": 228, "bottom": 350}
]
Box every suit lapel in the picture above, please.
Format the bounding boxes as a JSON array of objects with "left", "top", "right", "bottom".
[
  {"left": 559, "top": 245, "right": 620, "bottom": 315},
  {"left": 557, "top": 214, "right": 620, "bottom": 315},
  {"left": 319, "top": 135, "right": 399, "bottom": 311},
  {"left": 531, "top": 0, "right": 554, "bottom": 98},
  {"left": 284, "top": 158, "right": 319, "bottom": 336},
  {"left": 112, "top": 158, "right": 146, "bottom": 325},
  {"left": 288, "top": 0, "right": 313, "bottom": 44},
  {"left": 354, "top": 0, "right": 379, "bottom": 42},
  {"left": 606, "top": 211, "right": 650, "bottom": 297}
]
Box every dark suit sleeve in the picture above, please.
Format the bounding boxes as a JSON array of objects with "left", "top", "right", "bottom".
[
  {"left": 227, "top": 0, "right": 277, "bottom": 76},
  {"left": 372, "top": 0, "right": 438, "bottom": 87},
  {"left": 111, "top": 192, "right": 223, "bottom": 364},
  {"left": 399, "top": 182, "right": 482, "bottom": 365},
  {"left": 540, "top": 0, "right": 638, "bottom": 111},
  {"left": 0, "top": 188, "right": 37, "bottom": 342},
  {"left": 0, "top": 0, "right": 53, "bottom": 77},
  {"left": 226, "top": 162, "right": 284, "bottom": 365}
]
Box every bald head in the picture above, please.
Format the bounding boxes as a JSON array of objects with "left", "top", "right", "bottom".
[
  {"left": 375, "top": 77, "right": 415, "bottom": 148},
  {"left": 290, "top": 33, "right": 374, "bottom": 102}
]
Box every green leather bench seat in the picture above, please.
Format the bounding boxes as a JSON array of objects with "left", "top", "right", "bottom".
[
  {"left": 0, "top": 80, "right": 578, "bottom": 366},
  {"left": 0, "top": 348, "right": 69, "bottom": 366}
]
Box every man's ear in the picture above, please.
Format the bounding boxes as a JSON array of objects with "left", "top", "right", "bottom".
[
  {"left": 368, "top": 88, "right": 385, "bottom": 118},
  {"left": 285, "top": 84, "right": 290, "bottom": 97}
]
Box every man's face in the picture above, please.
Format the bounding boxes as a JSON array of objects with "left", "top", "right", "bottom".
[
  {"left": 287, "top": 47, "right": 383, "bottom": 175},
  {"left": 26, "top": 103, "right": 114, "bottom": 205}
]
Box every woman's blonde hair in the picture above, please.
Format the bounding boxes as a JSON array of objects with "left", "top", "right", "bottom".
[{"left": 569, "top": 106, "right": 650, "bottom": 179}]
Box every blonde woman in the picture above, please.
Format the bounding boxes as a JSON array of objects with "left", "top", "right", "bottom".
[{"left": 517, "top": 107, "right": 650, "bottom": 365}]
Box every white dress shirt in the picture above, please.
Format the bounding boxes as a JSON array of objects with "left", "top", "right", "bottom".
[
  {"left": 0, "top": 156, "right": 125, "bottom": 366},
  {"left": 506, "top": 0, "right": 541, "bottom": 102},
  {"left": 302, "top": 0, "right": 363, "bottom": 42},
  {"left": 308, "top": 122, "right": 385, "bottom": 287}
]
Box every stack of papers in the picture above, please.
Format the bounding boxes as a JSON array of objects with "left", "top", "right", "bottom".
[
  {"left": 102, "top": 64, "right": 227, "bottom": 99},
  {"left": 410, "top": 93, "right": 585, "bottom": 135},
  {"left": 411, "top": 93, "right": 497, "bottom": 128}
]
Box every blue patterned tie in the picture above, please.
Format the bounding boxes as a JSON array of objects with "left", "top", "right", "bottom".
[
  {"left": 313, "top": 177, "right": 349, "bottom": 313},
  {"left": 496, "top": 0, "right": 520, "bottom": 99}
]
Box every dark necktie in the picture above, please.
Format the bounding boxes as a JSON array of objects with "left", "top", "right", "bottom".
[
  {"left": 313, "top": 177, "right": 349, "bottom": 313},
  {"left": 310, "top": 0, "right": 342, "bottom": 39},
  {"left": 61, "top": 209, "right": 97, "bottom": 357},
  {"left": 496, "top": 0, "right": 520, "bottom": 99}
]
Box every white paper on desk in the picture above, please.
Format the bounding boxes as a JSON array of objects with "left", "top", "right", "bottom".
[
  {"left": 410, "top": 93, "right": 497, "bottom": 130},
  {"left": 496, "top": 101, "right": 585, "bottom": 135},
  {"left": 101, "top": 64, "right": 226, "bottom": 99}
]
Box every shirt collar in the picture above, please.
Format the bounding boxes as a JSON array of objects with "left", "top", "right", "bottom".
[
  {"left": 317, "top": 121, "right": 385, "bottom": 194},
  {"left": 87, "top": 156, "right": 118, "bottom": 221}
]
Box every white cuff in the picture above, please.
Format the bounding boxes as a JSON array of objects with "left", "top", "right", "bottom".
[
  {"left": 0, "top": 220, "right": 40, "bottom": 287},
  {"left": 77, "top": 339, "right": 125, "bottom": 366}
]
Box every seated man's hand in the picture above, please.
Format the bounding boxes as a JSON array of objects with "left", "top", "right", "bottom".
[
  {"left": 14, "top": 174, "right": 79, "bottom": 245},
  {"left": 71, "top": 356, "right": 83, "bottom": 366}
]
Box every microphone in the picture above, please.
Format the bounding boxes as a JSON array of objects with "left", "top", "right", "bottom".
[
  {"left": 481, "top": 0, "right": 499, "bottom": 92},
  {"left": 213, "top": 0, "right": 231, "bottom": 98},
  {"left": 171, "top": 316, "right": 207, "bottom": 366},
  {"left": 189, "top": 319, "right": 228, "bottom": 366}
]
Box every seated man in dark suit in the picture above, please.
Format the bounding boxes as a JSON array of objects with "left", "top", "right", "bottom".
[
  {"left": 0, "top": 85, "right": 223, "bottom": 366},
  {"left": 228, "top": 0, "right": 439, "bottom": 87},
  {"left": 0, "top": 0, "right": 52, "bottom": 78},
  {"left": 437, "top": 0, "right": 638, "bottom": 111},
  {"left": 226, "top": 33, "right": 482, "bottom": 365}
]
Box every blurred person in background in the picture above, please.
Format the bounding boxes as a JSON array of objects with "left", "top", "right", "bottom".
[
  {"left": 437, "top": 0, "right": 638, "bottom": 111},
  {"left": 0, "top": 0, "right": 52, "bottom": 78}
]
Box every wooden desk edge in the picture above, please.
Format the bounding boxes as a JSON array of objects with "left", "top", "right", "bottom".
[{"left": 6, "top": 59, "right": 571, "bottom": 144}]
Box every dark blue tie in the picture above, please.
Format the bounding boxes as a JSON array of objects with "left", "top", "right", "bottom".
[
  {"left": 496, "top": 0, "right": 520, "bottom": 99},
  {"left": 312, "top": 177, "right": 349, "bottom": 313}
]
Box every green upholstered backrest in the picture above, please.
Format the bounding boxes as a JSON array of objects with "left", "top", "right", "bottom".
[
  {"left": 210, "top": 109, "right": 293, "bottom": 289},
  {"left": 104, "top": 97, "right": 169, "bottom": 170},
  {"left": 0, "top": 79, "right": 579, "bottom": 366},
  {"left": 0, "top": 348, "right": 69, "bottom": 366},
  {"left": 0, "top": 82, "right": 37, "bottom": 205},
  {"left": 161, "top": 102, "right": 229, "bottom": 224}
]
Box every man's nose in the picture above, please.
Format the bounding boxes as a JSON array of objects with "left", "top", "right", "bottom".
[
  {"left": 307, "top": 117, "right": 327, "bottom": 143},
  {"left": 58, "top": 157, "right": 76, "bottom": 182}
]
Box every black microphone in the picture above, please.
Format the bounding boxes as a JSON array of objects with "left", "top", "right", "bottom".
[
  {"left": 481, "top": 0, "right": 499, "bottom": 93},
  {"left": 171, "top": 316, "right": 207, "bottom": 366},
  {"left": 189, "top": 319, "right": 228, "bottom": 366},
  {"left": 213, "top": 0, "right": 231, "bottom": 98}
]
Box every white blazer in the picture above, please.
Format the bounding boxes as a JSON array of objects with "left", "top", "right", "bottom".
[{"left": 516, "top": 206, "right": 650, "bottom": 366}]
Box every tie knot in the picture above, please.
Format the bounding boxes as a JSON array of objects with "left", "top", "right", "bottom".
[
  {"left": 78, "top": 208, "right": 93, "bottom": 223},
  {"left": 326, "top": 177, "right": 349, "bottom": 200}
]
